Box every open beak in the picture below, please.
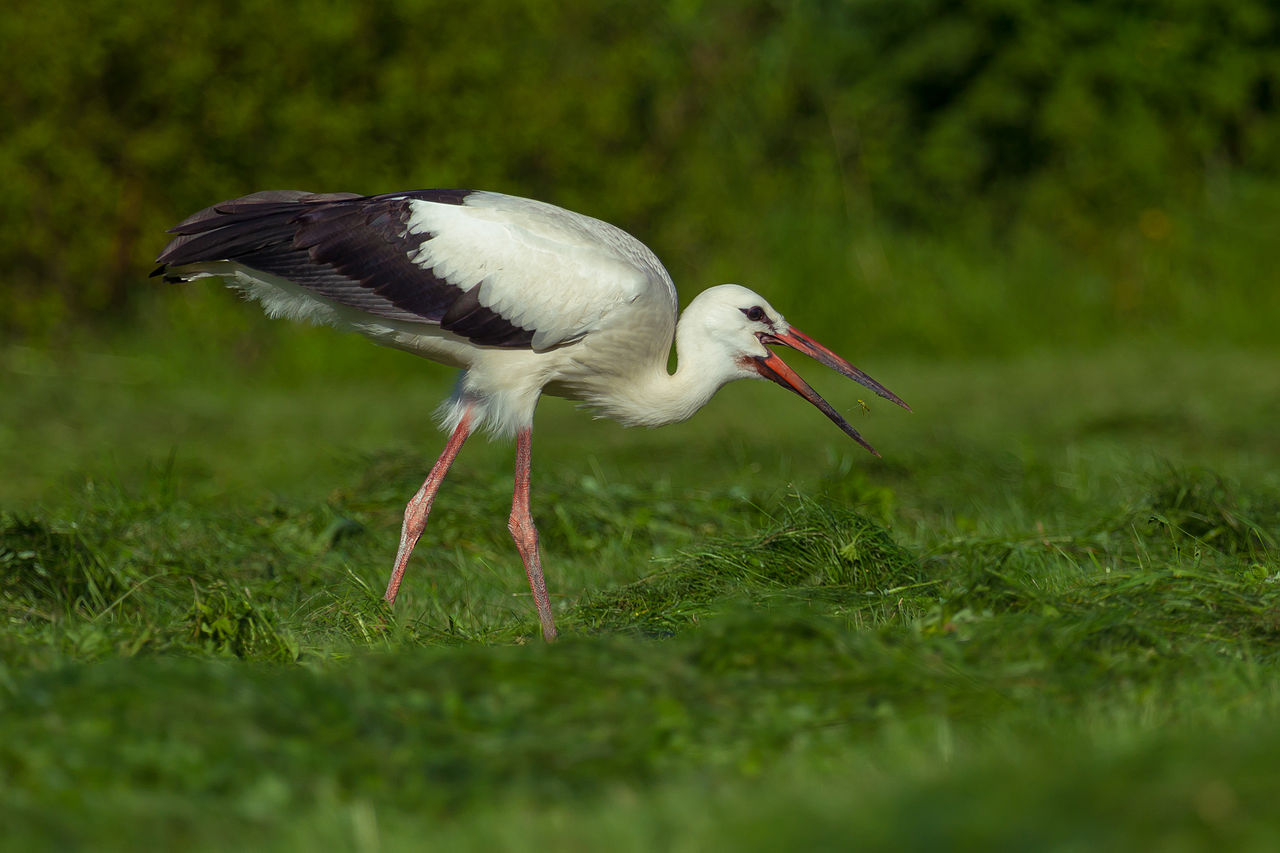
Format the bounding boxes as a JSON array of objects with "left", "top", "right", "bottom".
[{"left": 751, "top": 327, "right": 911, "bottom": 457}]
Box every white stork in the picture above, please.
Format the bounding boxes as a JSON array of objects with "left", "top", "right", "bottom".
[{"left": 153, "top": 189, "right": 910, "bottom": 642}]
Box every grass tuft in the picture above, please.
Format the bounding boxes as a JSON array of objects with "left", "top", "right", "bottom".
[
  {"left": 569, "top": 498, "right": 923, "bottom": 635},
  {"left": 1143, "top": 467, "right": 1280, "bottom": 558},
  {"left": 0, "top": 514, "right": 134, "bottom": 618},
  {"left": 183, "top": 581, "right": 301, "bottom": 663}
]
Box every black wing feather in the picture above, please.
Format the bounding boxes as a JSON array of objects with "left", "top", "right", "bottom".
[{"left": 154, "top": 189, "right": 537, "bottom": 348}]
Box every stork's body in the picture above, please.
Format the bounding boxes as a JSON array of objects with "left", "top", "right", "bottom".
[{"left": 154, "top": 189, "right": 909, "bottom": 641}]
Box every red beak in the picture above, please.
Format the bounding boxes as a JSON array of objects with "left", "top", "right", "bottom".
[{"left": 750, "top": 326, "right": 910, "bottom": 457}]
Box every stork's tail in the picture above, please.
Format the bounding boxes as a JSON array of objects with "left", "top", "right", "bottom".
[{"left": 150, "top": 190, "right": 363, "bottom": 281}]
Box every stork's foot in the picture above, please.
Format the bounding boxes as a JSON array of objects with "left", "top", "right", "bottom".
[
  {"left": 385, "top": 489, "right": 432, "bottom": 604},
  {"left": 509, "top": 507, "right": 557, "bottom": 643},
  {"left": 382, "top": 407, "right": 474, "bottom": 605},
  {"left": 510, "top": 427, "right": 557, "bottom": 642}
]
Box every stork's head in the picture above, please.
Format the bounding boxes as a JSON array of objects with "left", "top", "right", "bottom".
[{"left": 683, "top": 284, "right": 911, "bottom": 456}]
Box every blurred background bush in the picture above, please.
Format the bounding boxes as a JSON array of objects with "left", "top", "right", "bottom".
[{"left": 2, "top": 0, "right": 1277, "bottom": 354}]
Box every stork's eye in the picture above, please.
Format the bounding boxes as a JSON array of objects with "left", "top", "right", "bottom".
[{"left": 743, "top": 306, "right": 767, "bottom": 323}]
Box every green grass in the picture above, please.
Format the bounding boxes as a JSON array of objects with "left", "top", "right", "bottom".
[{"left": 3, "top": 317, "right": 1280, "bottom": 850}]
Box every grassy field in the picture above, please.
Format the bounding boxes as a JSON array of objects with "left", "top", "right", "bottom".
[{"left": 3, "top": 295, "right": 1280, "bottom": 850}]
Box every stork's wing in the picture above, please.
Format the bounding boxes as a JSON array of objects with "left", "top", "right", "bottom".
[{"left": 153, "top": 189, "right": 672, "bottom": 352}]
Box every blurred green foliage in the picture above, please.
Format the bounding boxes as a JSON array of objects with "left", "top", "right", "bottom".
[{"left": 2, "top": 0, "right": 1278, "bottom": 344}]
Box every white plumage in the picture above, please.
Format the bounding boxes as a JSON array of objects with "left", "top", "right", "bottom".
[
  {"left": 154, "top": 188, "right": 909, "bottom": 642},
  {"left": 405, "top": 193, "right": 671, "bottom": 352}
]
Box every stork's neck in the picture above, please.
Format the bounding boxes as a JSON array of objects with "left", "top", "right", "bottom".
[{"left": 587, "top": 307, "right": 748, "bottom": 428}]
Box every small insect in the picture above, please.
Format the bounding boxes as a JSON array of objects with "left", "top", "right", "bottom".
[{"left": 857, "top": 399, "right": 871, "bottom": 414}]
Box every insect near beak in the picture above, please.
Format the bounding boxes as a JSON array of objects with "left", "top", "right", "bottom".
[{"left": 751, "top": 326, "right": 911, "bottom": 457}]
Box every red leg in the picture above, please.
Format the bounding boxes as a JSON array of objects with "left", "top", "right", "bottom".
[
  {"left": 383, "top": 406, "right": 474, "bottom": 604},
  {"left": 508, "top": 427, "right": 557, "bottom": 642}
]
